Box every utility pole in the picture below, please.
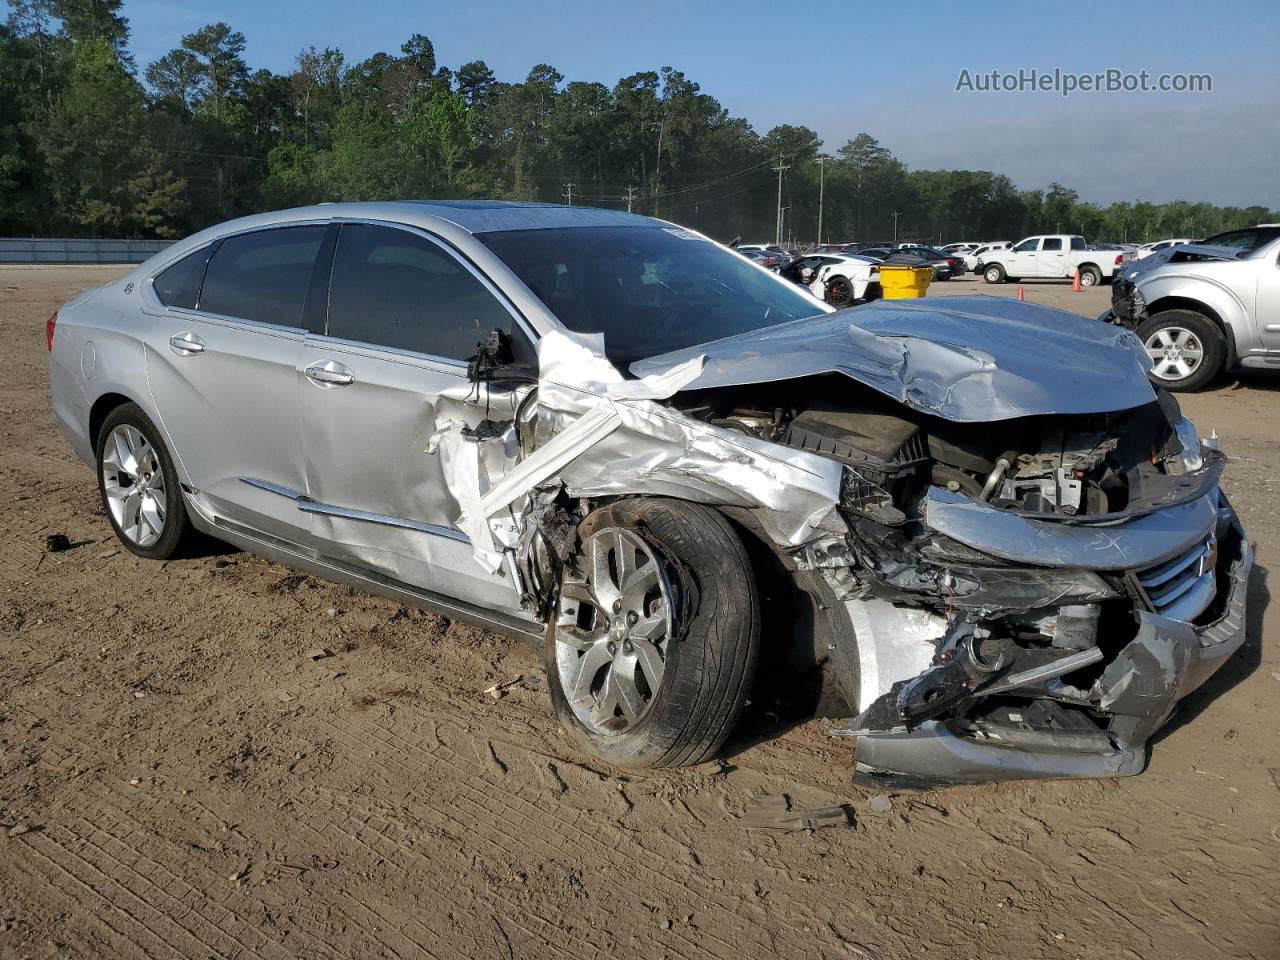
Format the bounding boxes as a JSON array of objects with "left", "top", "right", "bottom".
[
  {"left": 891, "top": 211, "right": 901, "bottom": 242},
  {"left": 816, "top": 155, "right": 829, "bottom": 244},
  {"left": 563, "top": 183, "right": 576, "bottom": 206},
  {"left": 772, "top": 154, "right": 790, "bottom": 246},
  {"left": 624, "top": 184, "right": 638, "bottom": 213}
]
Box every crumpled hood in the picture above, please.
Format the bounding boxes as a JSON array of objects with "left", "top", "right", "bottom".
[
  {"left": 630, "top": 296, "right": 1155, "bottom": 423},
  {"left": 1121, "top": 243, "right": 1240, "bottom": 282}
]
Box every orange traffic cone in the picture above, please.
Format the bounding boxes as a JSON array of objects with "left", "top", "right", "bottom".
[
  {"left": 1072, "top": 269, "right": 1082, "bottom": 292},
  {"left": 1016, "top": 284, "right": 1025, "bottom": 301}
]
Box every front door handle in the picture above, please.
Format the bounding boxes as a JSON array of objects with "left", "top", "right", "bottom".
[
  {"left": 304, "top": 361, "right": 355, "bottom": 387},
  {"left": 169, "top": 333, "right": 205, "bottom": 355}
]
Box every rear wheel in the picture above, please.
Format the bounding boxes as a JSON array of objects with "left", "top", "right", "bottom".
[
  {"left": 545, "top": 498, "right": 759, "bottom": 769},
  {"left": 825, "top": 274, "right": 854, "bottom": 306},
  {"left": 984, "top": 263, "right": 1006, "bottom": 284},
  {"left": 96, "top": 403, "right": 191, "bottom": 559},
  {"left": 1079, "top": 265, "right": 1102, "bottom": 287},
  {"left": 1137, "top": 310, "right": 1225, "bottom": 392}
]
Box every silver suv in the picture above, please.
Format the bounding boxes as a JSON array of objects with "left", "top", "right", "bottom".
[
  {"left": 1105, "top": 225, "right": 1280, "bottom": 391},
  {"left": 48, "top": 201, "right": 1251, "bottom": 785}
]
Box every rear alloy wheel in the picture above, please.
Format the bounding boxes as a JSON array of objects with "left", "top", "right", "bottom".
[
  {"left": 546, "top": 498, "right": 759, "bottom": 768},
  {"left": 984, "top": 264, "right": 1006, "bottom": 284},
  {"left": 825, "top": 275, "right": 854, "bottom": 306},
  {"left": 1137, "top": 310, "right": 1225, "bottom": 392},
  {"left": 96, "top": 403, "right": 191, "bottom": 559},
  {"left": 1079, "top": 265, "right": 1102, "bottom": 287}
]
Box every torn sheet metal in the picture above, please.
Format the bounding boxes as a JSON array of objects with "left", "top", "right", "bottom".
[
  {"left": 427, "top": 329, "right": 844, "bottom": 573},
  {"left": 629, "top": 297, "right": 1155, "bottom": 422},
  {"left": 530, "top": 330, "right": 845, "bottom": 548},
  {"left": 843, "top": 598, "right": 945, "bottom": 713}
]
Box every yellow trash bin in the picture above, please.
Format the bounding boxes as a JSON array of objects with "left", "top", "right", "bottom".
[{"left": 878, "top": 264, "right": 933, "bottom": 299}]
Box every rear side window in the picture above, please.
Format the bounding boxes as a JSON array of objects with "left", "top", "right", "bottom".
[
  {"left": 199, "top": 226, "right": 325, "bottom": 327},
  {"left": 1042, "top": 238, "right": 1063, "bottom": 251},
  {"left": 1070, "top": 237, "right": 1087, "bottom": 250},
  {"left": 326, "top": 224, "right": 512, "bottom": 361},
  {"left": 153, "top": 247, "right": 211, "bottom": 308}
]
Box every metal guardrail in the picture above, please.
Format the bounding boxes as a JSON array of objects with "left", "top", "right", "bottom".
[{"left": 0, "top": 237, "right": 175, "bottom": 264}]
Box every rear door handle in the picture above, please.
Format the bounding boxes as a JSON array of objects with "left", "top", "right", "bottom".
[
  {"left": 169, "top": 333, "right": 205, "bottom": 355},
  {"left": 304, "top": 360, "right": 355, "bottom": 387}
]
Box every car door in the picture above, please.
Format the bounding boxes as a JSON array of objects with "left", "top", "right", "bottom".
[
  {"left": 297, "top": 221, "right": 535, "bottom": 615},
  {"left": 1036, "top": 236, "right": 1067, "bottom": 277},
  {"left": 143, "top": 223, "right": 328, "bottom": 544},
  {"left": 1254, "top": 239, "right": 1280, "bottom": 352},
  {"left": 1004, "top": 237, "right": 1040, "bottom": 275}
]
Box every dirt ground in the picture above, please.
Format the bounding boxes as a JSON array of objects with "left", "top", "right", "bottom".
[{"left": 2, "top": 265, "right": 1277, "bottom": 960}]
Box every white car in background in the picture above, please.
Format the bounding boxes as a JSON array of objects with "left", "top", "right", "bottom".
[
  {"left": 963, "top": 241, "right": 1012, "bottom": 273},
  {"left": 940, "top": 242, "right": 981, "bottom": 254},
  {"left": 807, "top": 253, "right": 880, "bottom": 306},
  {"left": 1134, "top": 239, "right": 1197, "bottom": 259}
]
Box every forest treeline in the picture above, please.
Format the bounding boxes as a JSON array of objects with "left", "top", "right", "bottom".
[{"left": 2, "top": 0, "right": 1275, "bottom": 243}]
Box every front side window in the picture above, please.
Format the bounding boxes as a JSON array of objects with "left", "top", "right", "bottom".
[
  {"left": 480, "top": 226, "right": 825, "bottom": 366},
  {"left": 1042, "top": 238, "right": 1063, "bottom": 251},
  {"left": 326, "top": 224, "right": 513, "bottom": 361},
  {"left": 1014, "top": 238, "right": 1039, "bottom": 252},
  {"left": 199, "top": 226, "right": 325, "bottom": 327},
  {"left": 153, "top": 246, "right": 212, "bottom": 308}
]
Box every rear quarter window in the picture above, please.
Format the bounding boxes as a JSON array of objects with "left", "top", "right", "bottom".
[{"left": 152, "top": 247, "right": 212, "bottom": 309}]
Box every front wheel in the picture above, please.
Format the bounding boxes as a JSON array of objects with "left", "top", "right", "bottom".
[
  {"left": 96, "top": 402, "right": 192, "bottom": 559},
  {"left": 1137, "top": 310, "right": 1225, "bottom": 392},
  {"left": 984, "top": 264, "right": 1006, "bottom": 284},
  {"left": 545, "top": 498, "right": 760, "bottom": 769}
]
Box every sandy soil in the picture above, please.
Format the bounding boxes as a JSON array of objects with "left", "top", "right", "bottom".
[{"left": 2, "top": 265, "right": 1277, "bottom": 960}]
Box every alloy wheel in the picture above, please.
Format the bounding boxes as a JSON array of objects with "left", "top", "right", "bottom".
[
  {"left": 100, "top": 424, "right": 167, "bottom": 547},
  {"left": 554, "top": 527, "right": 673, "bottom": 734},
  {"left": 1145, "top": 327, "right": 1204, "bottom": 382}
]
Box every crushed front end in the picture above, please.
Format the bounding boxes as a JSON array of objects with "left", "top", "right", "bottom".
[{"left": 767, "top": 388, "right": 1253, "bottom": 787}]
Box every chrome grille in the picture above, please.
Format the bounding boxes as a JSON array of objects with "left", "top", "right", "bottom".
[{"left": 1135, "top": 534, "right": 1218, "bottom": 623}]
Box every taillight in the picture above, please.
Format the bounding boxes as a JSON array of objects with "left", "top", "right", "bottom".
[
  {"left": 1114, "top": 254, "right": 1123, "bottom": 266},
  {"left": 46, "top": 311, "right": 57, "bottom": 351},
  {"left": 947, "top": 258, "right": 957, "bottom": 266}
]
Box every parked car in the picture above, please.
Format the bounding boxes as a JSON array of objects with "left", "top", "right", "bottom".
[
  {"left": 1102, "top": 224, "right": 1280, "bottom": 390},
  {"left": 889, "top": 245, "right": 960, "bottom": 280},
  {"left": 980, "top": 235, "right": 1128, "bottom": 286},
  {"left": 813, "top": 255, "right": 881, "bottom": 306},
  {"left": 962, "top": 241, "right": 1012, "bottom": 274},
  {"left": 48, "top": 200, "right": 1250, "bottom": 785},
  {"left": 1134, "top": 238, "right": 1197, "bottom": 260},
  {"left": 940, "top": 242, "right": 981, "bottom": 254}
]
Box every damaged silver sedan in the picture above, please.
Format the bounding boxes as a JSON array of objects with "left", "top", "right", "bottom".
[{"left": 48, "top": 201, "right": 1252, "bottom": 785}]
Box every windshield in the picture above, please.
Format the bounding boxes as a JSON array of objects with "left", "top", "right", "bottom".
[{"left": 479, "top": 226, "right": 826, "bottom": 365}]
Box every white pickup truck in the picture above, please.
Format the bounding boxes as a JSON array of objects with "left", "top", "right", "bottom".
[{"left": 980, "top": 235, "right": 1128, "bottom": 287}]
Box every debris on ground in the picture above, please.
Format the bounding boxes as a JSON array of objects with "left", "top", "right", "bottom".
[
  {"left": 741, "top": 795, "right": 852, "bottom": 832},
  {"left": 483, "top": 676, "right": 525, "bottom": 700},
  {"left": 44, "top": 533, "right": 72, "bottom": 552},
  {"left": 868, "top": 794, "right": 894, "bottom": 814},
  {"left": 306, "top": 648, "right": 333, "bottom": 661}
]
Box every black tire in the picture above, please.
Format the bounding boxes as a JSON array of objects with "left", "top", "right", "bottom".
[
  {"left": 1136, "top": 310, "right": 1225, "bottom": 392},
  {"left": 826, "top": 275, "right": 854, "bottom": 306},
  {"left": 984, "top": 263, "right": 1006, "bottom": 284},
  {"left": 95, "top": 402, "right": 191, "bottom": 560},
  {"left": 1079, "top": 265, "right": 1102, "bottom": 287},
  {"left": 545, "top": 498, "right": 760, "bottom": 769}
]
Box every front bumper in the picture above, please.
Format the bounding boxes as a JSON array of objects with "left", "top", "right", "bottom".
[{"left": 850, "top": 500, "right": 1253, "bottom": 787}]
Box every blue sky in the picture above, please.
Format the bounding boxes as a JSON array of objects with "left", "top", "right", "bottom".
[{"left": 117, "top": 0, "right": 1280, "bottom": 207}]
